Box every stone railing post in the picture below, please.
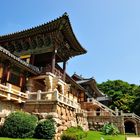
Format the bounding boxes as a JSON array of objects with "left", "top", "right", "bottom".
[
  {"left": 7, "top": 84, "right": 11, "bottom": 100},
  {"left": 26, "top": 91, "right": 30, "bottom": 99},
  {"left": 7, "top": 83, "right": 12, "bottom": 92},
  {"left": 37, "top": 90, "right": 41, "bottom": 100},
  {"left": 18, "top": 92, "right": 21, "bottom": 103},
  {"left": 115, "top": 107, "right": 118, "bottom": 116},
  {"left": 120, "top": 110, "right": 123, "bottom": 116}
]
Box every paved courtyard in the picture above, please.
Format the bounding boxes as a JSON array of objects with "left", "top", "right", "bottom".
[{"left": 127, "top": 137, "right": 140, "bottom": 140}]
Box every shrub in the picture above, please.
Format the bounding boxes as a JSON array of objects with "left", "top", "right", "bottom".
[
  {"left": 61, "top": 133, "right": 77, "bottom": 140},
  {"left": 2, "top": 111, "right": 38, "bottom": 138},
  {"left": 101, "top": 122, "right": 120, "bottom": 135},
  {"left": 61, "top": 126, "right": 87, "bottom": 140},
  {"left": 34, "top": 118, "right": 55, "bottom": 140}
]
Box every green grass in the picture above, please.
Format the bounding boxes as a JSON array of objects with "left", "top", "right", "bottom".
[
  {"left": 0, "top": 138, "right": 38, "bottom": 140},
  {"left": 83, "top": 131, "right": 125, "bottom": 140},
  {"left": 0, "top": 131, "right": 130, "bottom": 140}
]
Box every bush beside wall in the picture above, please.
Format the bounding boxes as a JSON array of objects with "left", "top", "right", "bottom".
[
  {"left": 101, "top": 122, "right": 120, "bottom": 135},
  {"left": 34, "top": 118, "right": 55, "bottom": 140},
  {"left": 2, "top": 111, "right": 38, "bottom": 138}
]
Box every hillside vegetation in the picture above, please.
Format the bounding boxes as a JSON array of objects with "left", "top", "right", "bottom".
[{"left": 98, "top": 80, "right": 140, "bottom": 115}]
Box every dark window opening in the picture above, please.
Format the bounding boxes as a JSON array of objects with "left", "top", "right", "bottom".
[{"left": 9, "top": 72, "right": 20, "bottom": 86}]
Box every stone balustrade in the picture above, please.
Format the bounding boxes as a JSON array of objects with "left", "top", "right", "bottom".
[
  {"left": 27, "top": 89, "right": 79, "bottom": 109},
  {"left": 123, "top": 113, "right": 140, "bottom": 121},
  {"left": 87, "top": 110, "right": 113, "bottom": 117},
  {"left": 0, "top": 83, "right": 27, "bottom": 103},
  {"left": 87, "top": 98, "right": 116, "bottom": 115}
]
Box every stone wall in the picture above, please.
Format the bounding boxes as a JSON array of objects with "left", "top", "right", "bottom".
[
  {"left": 24, "top": 101, "right": 89, "bottom": 140},
  {"left": 0, "top": 100, "right": 21, "bottom": 125},
  {"left": 88, "top": 115, "right": 124, "bottom": 134}
]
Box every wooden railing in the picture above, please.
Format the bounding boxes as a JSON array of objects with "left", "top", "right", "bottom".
[
  {"left": 27, "top": 90, "right": 79, "bottom": 109},
  {"left": 0, "top": 83, "right": 27, "bottom": 103},
  {"left": 40, "top": 65, "right": 64, "bottom": 80}
]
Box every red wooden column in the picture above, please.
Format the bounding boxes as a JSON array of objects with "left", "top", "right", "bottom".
[
  {"left": 63, "top": 61, "right": 66, "bottom": 81},
  {"left": 51, "top": 49, "right": 57, "bottom": 74}
]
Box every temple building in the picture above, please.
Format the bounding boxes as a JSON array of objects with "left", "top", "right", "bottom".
[{"left": 0, "top": 13, "right": 140, "bottom": 139}]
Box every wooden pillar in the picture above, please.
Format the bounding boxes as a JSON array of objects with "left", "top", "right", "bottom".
[
  {"left": 63, "top": 61, "right": 66, "bottom": 81},
  {"left": 30, "top": 55, "right": 35, "bottom": 65},
  {"left": 7, "top": 71, "right": 10, "bottom": 81},
  {"left": 51, "top": 49, "right": 57, "bottom": 74},
  {"left": 0, "top": 64, "right": 3, "bottom": 83}
]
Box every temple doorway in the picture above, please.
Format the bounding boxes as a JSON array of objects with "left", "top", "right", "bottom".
[{"left": 124, "top": 121, "right": 136, "bottom": 134}]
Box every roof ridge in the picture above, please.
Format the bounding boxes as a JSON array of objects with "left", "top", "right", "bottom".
[{"left": 0, "top": 13, "right": 68, "bottom": 38}]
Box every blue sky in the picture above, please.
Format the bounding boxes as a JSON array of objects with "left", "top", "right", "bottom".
[{"left": 0, "top": 0, "right": 140, "bottom": 84}]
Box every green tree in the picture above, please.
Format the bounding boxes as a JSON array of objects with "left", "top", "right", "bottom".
[
  {"left": 98, "top": 80, "right": 138, "bottom": 112},
  {"left": 132, "top": 86, "right": 140, "bottom": 116}
]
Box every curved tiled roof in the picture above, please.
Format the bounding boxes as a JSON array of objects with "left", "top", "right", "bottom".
[
  {"left": 0, "top": 46, "right": 40, "bottom": 74},
  {"left": 0, "top": 13, "right": 87, "bottom": 55}
]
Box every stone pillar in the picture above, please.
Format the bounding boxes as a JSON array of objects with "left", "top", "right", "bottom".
[
  {"left": 135, "top": 123, "right": 138, "bottom": 135},
  {"left": 44, "top": 75, "right": 53, "bottom": 91}
]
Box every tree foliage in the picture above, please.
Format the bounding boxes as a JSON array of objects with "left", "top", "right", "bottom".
[{"left": 98, "top": 80, "right": 139, "bottom": 113}]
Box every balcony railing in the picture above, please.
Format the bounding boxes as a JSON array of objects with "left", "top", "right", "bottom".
[
  {"left": 27, "top": 90, "right": 79, "bottom": 109},
  {"left": 0, "top": 83, "right": 28, "bottom": 103},
  {"left": 40, "top": 65, "right": 64, "bottom": 80}
]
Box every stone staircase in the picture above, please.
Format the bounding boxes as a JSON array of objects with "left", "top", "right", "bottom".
[{"left": 87, "top": 98, "right": 116, "bottom": 115}]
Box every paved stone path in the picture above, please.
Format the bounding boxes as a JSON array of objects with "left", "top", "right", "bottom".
[{"left": 127, "top": 137, "right": 140, "bottom": 140}]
